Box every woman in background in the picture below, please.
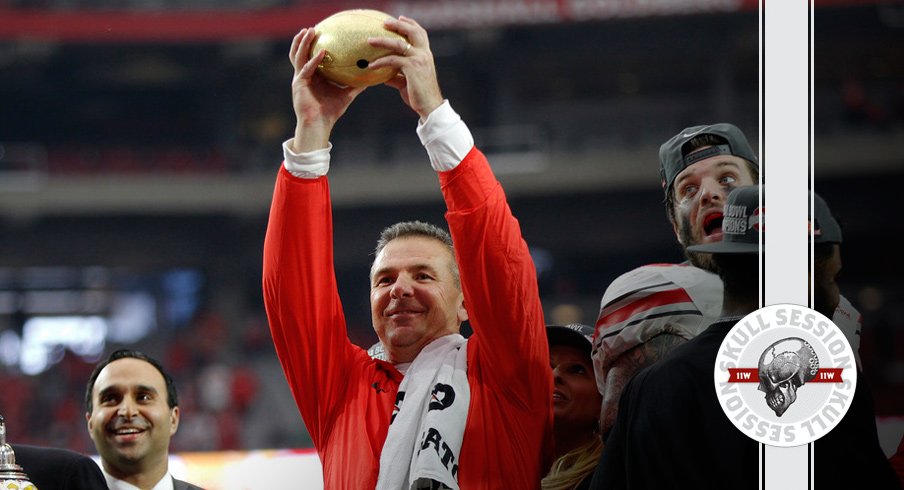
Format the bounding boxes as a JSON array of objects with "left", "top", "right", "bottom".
[{"left": 542, "top": 324, "right": 603, "bottom": 490}]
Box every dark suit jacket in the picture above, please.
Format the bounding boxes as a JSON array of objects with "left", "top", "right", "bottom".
[
  {"left": 11, "top": 444, "right": 108, "bottom": 490},
  {"left": 93, "top": 471, "right": 204, "bottom": 490},
  {"left": 173, "top": 476, "right": 205, "bottom": 490}
]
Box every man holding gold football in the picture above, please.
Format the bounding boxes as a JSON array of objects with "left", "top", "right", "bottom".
[{"left": 263, "top": 14, "right": 553, "bottom": 489}]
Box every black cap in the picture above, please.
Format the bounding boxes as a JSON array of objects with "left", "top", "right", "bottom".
[
  {"left": 686, "top": 185, "right": 762, "bottom": 255},
  {"left": 546, "top": 323, "right": 594, "bottom": 355},
  {"left": 687, "top": 186, "right": 841, "bottom": 255},
  {"left": 812, "top": 193, "right": 842, "bottom": 244},
  {"left": 659, "top": 123, "right": 758, "bottom": 196}
]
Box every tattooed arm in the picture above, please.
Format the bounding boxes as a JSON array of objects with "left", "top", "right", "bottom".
[
  {"left": 593, "top": 264, "right": 723, "bottom": 443},
  {"left": 599, "top": 332, "right": 689, "bottom": 442}
]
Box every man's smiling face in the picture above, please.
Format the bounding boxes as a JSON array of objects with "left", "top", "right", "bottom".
[
  {"left": 370, "top": 236, "right": 467, "bottom": 364},
  {"left": 86, "top": 358, "right": 178, "bottom": 478}
]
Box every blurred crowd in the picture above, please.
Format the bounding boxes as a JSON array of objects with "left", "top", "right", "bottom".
[
  {"left": 0, "top": 0, "right": 901, "bottom": 465},
  {"left": 4, "top": 0, "right": 294, "bottom": 9},
  {"left": 1, "top": 309, "right": 314, "bottom": 454}
]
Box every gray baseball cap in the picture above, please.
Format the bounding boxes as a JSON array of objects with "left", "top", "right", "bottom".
[{"left": 659, "top": 123, "right": 758, "bottom": 196}]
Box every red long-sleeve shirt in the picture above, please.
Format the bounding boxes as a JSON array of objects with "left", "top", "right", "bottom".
[{"left": 263, "top": 146, "right": 552, "bottom": 489}]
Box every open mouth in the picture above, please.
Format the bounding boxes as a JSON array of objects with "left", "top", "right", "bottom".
[{"left": 703, "top": 213, "right": 724, "bottom": 237}]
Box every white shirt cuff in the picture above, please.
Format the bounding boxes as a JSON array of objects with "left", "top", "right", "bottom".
[
  {"left": 282, "top": 139, "right": 331, "bottom": 179},
  {"left": 416, "top": 100, "right": 475, "bottom": 172}
]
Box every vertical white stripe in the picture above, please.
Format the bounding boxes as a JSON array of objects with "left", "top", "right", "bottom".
[{"left": 762, "top": 0, "right": 812, "bottom": 488}]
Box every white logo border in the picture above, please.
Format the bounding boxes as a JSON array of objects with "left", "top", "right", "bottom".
[{"left": 713, "top": 303, "right": 858, "bottom": 447}]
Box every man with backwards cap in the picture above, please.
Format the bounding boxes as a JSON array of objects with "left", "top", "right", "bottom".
[
  {"left": 592, "top": 186, "right": 899, "bottom": 490},
  {"left": 589, "top": 124, "right": 864, "bottom": 444},
  {"left": 592, "top": 185, "right": 763, "bottom": 489}
]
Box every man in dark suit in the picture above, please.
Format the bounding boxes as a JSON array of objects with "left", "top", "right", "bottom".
[
  {"left": 2, "top": 412, "right": 107, "bottom": 490},
  {"left": 11, "top": 443, "right": 109, "bottom": 490},
  {"left": 85, "top": 349, "right": 204, "bottom": 490}
]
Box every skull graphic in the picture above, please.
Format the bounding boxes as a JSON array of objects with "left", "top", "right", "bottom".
[{"left": 757, "top": 337, "right": 819, "bottom": 417}]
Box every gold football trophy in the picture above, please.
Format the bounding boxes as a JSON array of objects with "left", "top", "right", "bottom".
[
  {"left": 312, "top": 9, "right": 407, "bottom": 88},
  {"left": 0, "top": 415, "right": 37, "bottom": 490}
]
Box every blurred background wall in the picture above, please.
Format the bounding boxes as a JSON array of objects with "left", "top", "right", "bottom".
[{"left": 0, "top": 0, "right": 901, "bottom": 475}]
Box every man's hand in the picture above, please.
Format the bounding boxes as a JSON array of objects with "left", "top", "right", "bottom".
[
  {"left": 367, "top": 16, "right": 444, "bottom": 121},
  {"left": 289, "top": 27, "right": 366, "bottom": 153}
]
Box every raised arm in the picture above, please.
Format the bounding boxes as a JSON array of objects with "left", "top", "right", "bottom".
[
  {"left": 262, "top": 27, "right": 367, "bottom": 448},
  {"left": 441, "top": 148, "right": 549, "bottom": 398},
  {"left": 288, "top": 27, "right": 365, "bottom": 152},
  {"left": 367, "top": 16, "right": 443, "bottom": 121},
  {"left": 372, "top": 15, "right": 548, "bottom": 399}
]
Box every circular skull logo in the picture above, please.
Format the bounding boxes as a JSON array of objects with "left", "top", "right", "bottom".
[
  {"left": 756, "top": 338, "right": 819, "bottom": 417},
  {"left": 714, "top": 304, "right": 856, "bottom": 447}
]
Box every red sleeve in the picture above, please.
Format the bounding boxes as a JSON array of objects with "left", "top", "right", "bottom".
[
  {"left": 262, "top": 166, "right": 363, "bottom": 448},
  {"left": 439, "top": 147, "right": 550, "bottom": 407}
]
